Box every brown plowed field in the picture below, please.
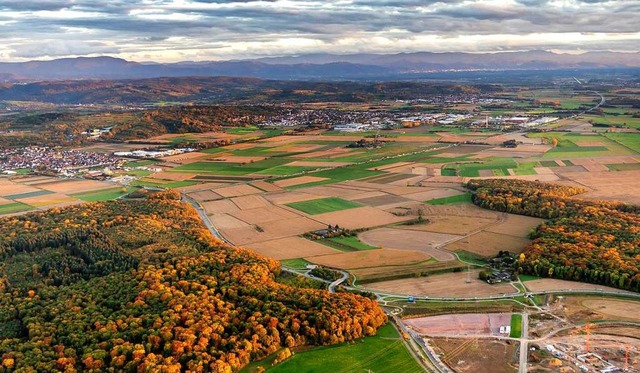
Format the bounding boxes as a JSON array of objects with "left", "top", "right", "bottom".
[
  {"left": 445, "top": 231, "right": 530, "bottom": 256},
  {"left": 364, "top": 271, "right": 517, "bottom": 298},
  {"left": 358, "top": 228, "right": 457, "bottom": 261},
  {"left": 313, "top": 207, "right": 409, "bottom": 229},
  {"left": 246, "top": 236, "right": 339, "bottom": 260},
  {"left": 405, "top": 313, "right": 513, "bottom": 336},
  {"left": 307, "top": 248, "right": 430, "bottom": 269}
]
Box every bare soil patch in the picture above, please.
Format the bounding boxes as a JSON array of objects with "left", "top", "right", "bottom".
[
  {"left": 485, "top": 214, "right": 544, "bottom": 237},
  {"left": 351, "top": 193, "right": 411, "bottom": 207},
  {"left": 222, "top": 217, "right": 325, "bottom": 245},
  {"left": 358, "top": 228, "right": 457, "bottom": 261},
  {"left": 401, "top": 216, "right": 496, "bottom": 236},
  {"left": 246, "top": 236, "right": 339, "bottom": 260},
  {"left": 36, "top": 179, "right": 114, "bottom": 194},
  {"left": 160, "top": 151, "right": 209, "bottom": 164},
  {"left": 209, "top": 213, "right": 252, "bottom": 230},
  {"left": 365, "top": 271, "right": 517, "bottom": 298},
  {"left": 445, "top": 231, "right": 530, "bottom": 257},
  {"left": 229, "top": 206, "right": 300, "bottom": 224},
  {"left": 406, "top": 313, "right": 513, "bottom": 336},
  {"left": 430, "top": 338, "right": 518, "bottom": 373},
  {"left": 313, "top": 206, "right": 409, "bottom": 230},
  {"left": 213, "top": 184, "right": 262, "bottom": 197},
  {"left": 189, "top": 190, "right": 222, "bottom": 202},
  {"left": 249, "top": 180, "right": 283, "bottom": 192},
  {"left": 308, "top": 248, "right": 430, "bottom": 269},
  {"left": 148, "top": 172, "right": 195, "bottom": 181},
  {"left": 202, "top": 199, "right": 240, "bottom": 214},
  {"left": 230, "top": 195, "right": 271, "bottom": 210}
]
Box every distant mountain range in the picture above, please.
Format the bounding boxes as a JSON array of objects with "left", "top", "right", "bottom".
[{"left": 0, "top": 50, "right": 638, "bottom": 81}]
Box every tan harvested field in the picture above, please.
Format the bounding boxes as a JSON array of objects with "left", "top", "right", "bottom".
[
  {"left": 525, "top": 278, "right": 632, "bottom": 294},
  {"left": 0, "top": 197, "right": 13, "bottom": 206},
  {"left": 0, "top": 183, "right": 41, "bottom": 196},
  {"left": 12, "top": 176, "right": 53, "bottom": 185},
  {"left": 405, "top": 313, "right": 513, "bottom": 336},
  {"left": 266, "top": 144, "right": 324, "bottom": 153},
  {"left": 189, "top": 190, "right": 222, "bottom": 202},
  {"left": 292, "top": 147, "right": 358, "bottom": 159},
  {"left": 359, "top": 228, "right": 457, "bottom": 261},
  {"left": 15, "top": 193, "right": 76, "bottom": 207},
  {"left": 365, "top": 270, "right": 517, "bottom": 298},
  {"left": 36, "top": 179, "right": 115, "bottom": 194},
  {"left": 263, "top": 191, "right": 320, "bottom": 205},
  {"left": 213, "top": 184, "right": 262, "bottom": 197},
  {"left": 273, "top": 176, "right": 329, "bottom": 188},
  {"left": 229, "top": 206, "right": 300, "bottom": 224},
  {"left": 160, "top": 151, "right": 209, "bottom": 164},
  {"left": 307, "top": 248, "right": 431, "bottom": 269},
  {"left": 313, "top": 206, "right": 409, "bottom": 229},
  {"left": 581, "top": 299, "right": 640, "bottom": 322},
  {"left": 422, "top": 203, "right": 499, "bottom": 219},
  {"left": 370, "top": 161, "right": 415, "bottom": 171},
  {"left": 202, "top": 199, "right": 240, "bottom": 214},
  {"left": 350, "top": 193, "right": 411, "bottom": 207},
  {"left": 175, "top": 182, "right": 226, "bottom": 192},
  {"left": 402, "top": 216, "right": 496, "bottom": 235},
  {"left": 209, "top": 213, "right": 251, "bottom": 230},
  {"left": 147, "top": 172, "right": 194, "bottom": 181},
  {"left": 245, "top": 237, "right": 339, "bottom": 260},
  {"left": 249, "top": 180, "right": 283, "bottom": 192},
  {"left": 222, "top": 217, "right": 325, "bottom": 245},
  {"left": 565, "top": 170, "right": 640, "bottom": 204},
  {"left": 445, "top": 231, "right": 530, "bottom": 256},
  {"left": 403, "top": 188, "right": 465, "bottom": 202},
  {"left": 485, "top": 214, "right": 544, "bottom": 237},
  {"left": 230, "top": 195, "right": 271, "bottom": 210},
  {"left": 431, "top": 338, "right": 518, "bottom": 373}
]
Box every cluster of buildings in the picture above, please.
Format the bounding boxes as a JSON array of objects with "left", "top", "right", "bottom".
[
  {"left": 0, "top": 147, "right": 124, "bottom": 175},
  {"left": 113, "top": 147, "right": 196, "bottom": 159}
]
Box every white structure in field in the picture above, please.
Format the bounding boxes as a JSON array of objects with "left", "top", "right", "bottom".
[{"left": 333, "top": 123, "right": 370, "bottom": 132}]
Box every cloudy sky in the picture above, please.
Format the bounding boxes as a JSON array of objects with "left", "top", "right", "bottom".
[{"left": 0, "top": 0, "right": 638, "bottom": 62}]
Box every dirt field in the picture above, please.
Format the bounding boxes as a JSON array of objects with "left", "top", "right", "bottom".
[
  {"left": 264, "top": 191, "right": 321, "bottom": 205},
  {"left": 307, "top": 248, "right": 431, "bottom": 269},
  {"left": 364, "top": 270, "right": 517, "bottom": 297},
  {"left": 404, "top": 216, "right": 496, "bottom": 235},
  {"left": 313, "top": 206, "right": 409, "bottom": 229},
  {"left": 189, "top": 190, "right": 223, "bottom": 201},
  {"left": 249, "top": 180, "right": 283, "bottom": 192},
  {"left": 430, "top": 338, "right": 518, "bottom": 373},
  {"left": 15, "top": 193, "right": 76, "bottom": 207},
  {"left": 581, "top": 299, "right": 640, "bottom": 322},
  {"left": 148, "top": 172, "right": 195, "bottom": 181},
  {"left": 230, "top": 195, "right": 271, "bottom": 210},
  {"left": 213, "top": 184, "right": 262, "bottom": 197},
  {"left": 221, "top": 217, "right": 325, "bottom": 245},
  {"left": 160, "top": 151, "right": 209, "bottom": 164},
  {"left": 565, "top": 170, "right": 640, "bottom": 204},
  {"left": 202, "top": 199, "right": 240, "bottom": 214},
  {"left": 358, "top": 228, "right": 457, "bottom": 261},
  {"left": 484, "top": 214, "right": 544, "bottom": 237},
  {"left": 402, "top": 189, "right": 465, "bottom": 202},
  {"left": 405, "top": 313, "right": 513, "bottom": 336},
  {"left": 445, "top": 231, "right": 530, "bottom": 257},
  {"left": 273, "top": 176, "right": 329, "bottom": 188},
  {"left": 245, "top": 236, "right": 339, "bottom": 260},
  {"left": 36, "top": 179, "right": 115, "bottom": 194},
  {"left": 209, "top": 213, "right": 252, "bottom": 230},
  {"left": 229, "top": 206, "right": 300, "bottom": 224},
  {"left": 525, "top": 278, "right": 631, "bottom": 294}
]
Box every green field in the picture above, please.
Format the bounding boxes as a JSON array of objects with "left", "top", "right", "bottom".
[
  {"left": 174, "top": 158, "right": 292, "bottom": 175},
  {"left": 441, "top": 158, "right": 517, "bottom": 177},
  {"left": 0, "top": 202, "right": 34, "bottom": 215},
  {"left": 531, "top": 133, "right": 633, "bottom": 158},
  {"left": 604, "top": 133, "right": 640, "bottom": 153},
  {"left": 519, "top": 274, "right": 541, "bottom": 282},
  {"left": 286, "top": 197, "right": 362, "bottom": 215},
  {"left": 72, "top": 187, "right": 135, "bottom": 202},
  {"left": 584, "top": 114, "right": 640, "bottom": 129},
  {"left": 318, "top": 236, "right": 379, "bottom": 252},
  {"left": 123, "top": 160, "right": 157, "bottom": 167},
  {"left": 280, "top": 258, "right": 314, "bottom": 269},
  {"left": 426, "top": 192, "right": 472, "bottom": 205},
  {"left": 509, "top": 314, "right": 523, "bottom": 338},
  {"left": 250, "top": 323, "right": 423, "bottom": 373},
  {"left": 606, "top": 163, "right": 640, "bottom": 171},
  {"left": 454, "top": 250, "right": 487, "bottom": 266}
]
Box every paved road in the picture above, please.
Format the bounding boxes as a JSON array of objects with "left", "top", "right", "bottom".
[{"left": 518, "top": 313, "right": 529, "bottom": 373}]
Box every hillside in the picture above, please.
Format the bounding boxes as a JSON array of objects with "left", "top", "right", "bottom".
[
  {"left": 0, "top": 191, "right": 386, "bottom": 371},
  {"left": 0, "top": 77, "right": 497, "bottom": 105}
]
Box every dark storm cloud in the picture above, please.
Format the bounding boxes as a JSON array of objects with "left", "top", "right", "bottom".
[{"left": 0, "top": 0, "right": 638, "bottom": 61}]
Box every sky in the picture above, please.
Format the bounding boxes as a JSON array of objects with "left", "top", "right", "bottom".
[{"left": 0, "top": 0, "right": 638, "bottom": 62}]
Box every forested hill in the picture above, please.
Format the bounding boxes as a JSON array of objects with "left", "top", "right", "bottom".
[
  {"left": 467, "top": 179, "right": 640, "bottom": 291},
  {"left": 0, "top": 76, "right": 498, "bottom": 105},
  {"left": 0, "top": 190, "right": 386, "bottom": 371}
]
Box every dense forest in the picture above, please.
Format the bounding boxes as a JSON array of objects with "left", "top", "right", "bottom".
[
  {"left": 467, "top": 179, "right": 640, "bottom": 292},
  {"left": 0, "top": 190, "right": 386, "bottom": 371}
]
